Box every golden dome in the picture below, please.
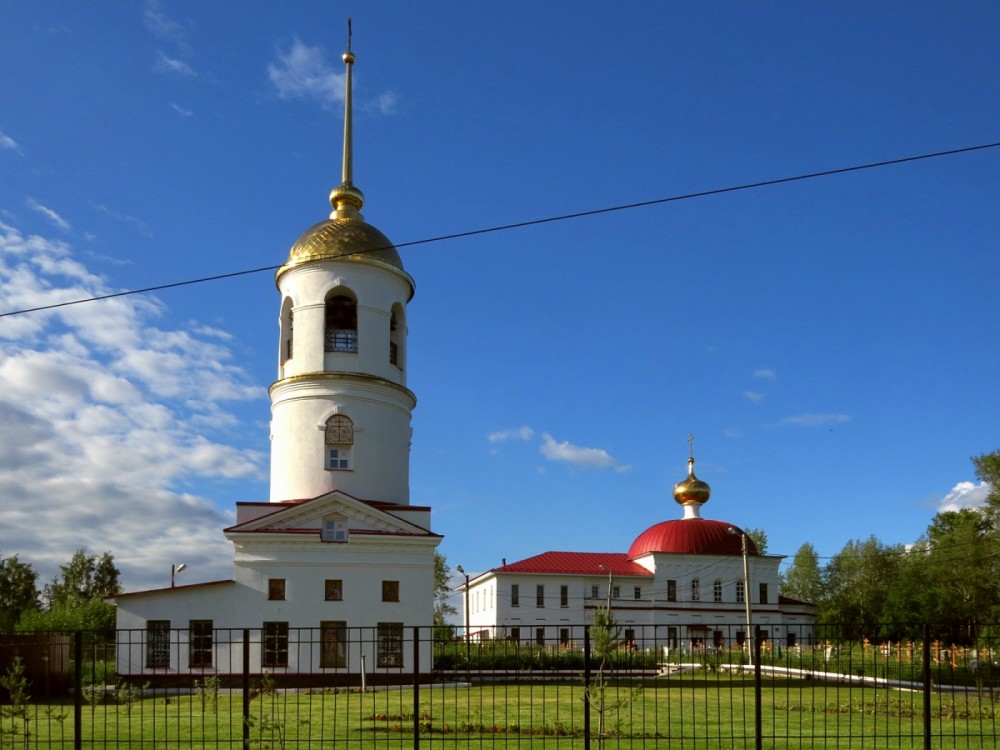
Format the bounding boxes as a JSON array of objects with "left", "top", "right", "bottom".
[
  {"left": 673, "top": 456, "right": 711, "bottom": 506},
  {"left": 282, "top": 218, "right": 404, "bottom": 272}
]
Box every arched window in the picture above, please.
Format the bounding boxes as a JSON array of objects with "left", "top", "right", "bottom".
[
  {"left": 279, "top": 297, "right": 294, "bottom": 365},
  {"left": 325, "top": 294, "right": 358, "bottom": 353},
  {"left": 691, "top": 578, "right": 700, "bottom": 602},
  {"left": 389, "top": 305, "right": 404, "bottom": 369},
  {"left": 713, "top": 579, "right": 723, "bottom": 603},
  {"left": 325, "top": 415, "right": 354, "bottom": 471}
]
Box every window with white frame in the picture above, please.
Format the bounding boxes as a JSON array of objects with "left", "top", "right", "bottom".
[
  {"left": 325, "top": 415, "right": 354, "bottom": 471},
  {"left": 713, "top": 579, "right": 723, "bottom": 602},
  {"left": 736, "top": 580, "right": 745, "bottom": 603},
  {"left": 322, "top": 517, "right": 348, "bottom": 542},
  {"left": 691, "top": 578, "right": 701, "bottom": 602}
]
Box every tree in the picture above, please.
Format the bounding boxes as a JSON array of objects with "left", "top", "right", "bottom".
[
  {"left": 821, "top": 536, "right": 904, "bottom": 638},
  {"left": 0, "top": 554, "right": 39, "bottom": 633},
  {"left": 921, "top": 509, "right": 996, "bottom": 639},
  {"left": 972, "top": 449, "right": 1000, "bottom": 523},
  {"left": 432, "top": 552, "right": 457, "bottom": 638},
  {"left": 45, "top": 549, "right": 121, "bottom": 606},
  {"left": 744, "top": 527, "right": 768, "bottom": 555},
  {"left": 780, "top": 543, "right": 823, "bottom": 604}
]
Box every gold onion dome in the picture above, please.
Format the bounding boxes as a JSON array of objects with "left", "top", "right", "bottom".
[
  {"left": 673, "top": 456, "right": 711, "bottom": 507},
  {"left": 285, "top": 219, "right": 403, "bottom": 271},
  {"left": 280, "top": 31, "right": 404, "bottom": 275}
]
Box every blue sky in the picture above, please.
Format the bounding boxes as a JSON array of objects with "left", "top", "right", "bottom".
[{"left": 0, "top": 2, "right": 998, "bottom": 593}]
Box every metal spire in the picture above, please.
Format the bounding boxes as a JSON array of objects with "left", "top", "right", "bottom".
[{"left": 329, "top": 18, "right": 364, "bottom": 218}]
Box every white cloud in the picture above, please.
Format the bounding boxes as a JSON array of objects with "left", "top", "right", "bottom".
[
  {"left": 753, "top": 368, "right": 776, "bottom": 379},
  {"left": 91, "top": 202, "right": 152, "bottom": 237},
  {"left": 540, "top": 433, "right": 630, "bottom": 472},
  {"left": 777, "top": 413, "right": 850, "bottom": 428},
  {"left": 25, "top": 197, "right": 71, "bottom": 232},
  {"left": 370, "top": 91, "right": 398, "bottom": 116},
  {"left": 743, "top": 390, "right": 765, "bottom": 404},
  {"left": 170, "top": 102, "right": 193, "bottom": 117},
  {"left": 0, "top": 221, "right": 266, "bottom": 590},
  {"left": 155, "top": 50, "right": 196, "bottom": 77},
  {"left": 723, "top": 428, "right": 741, "bottom": 438},
  {"left": 487, "top": 426, "right": 535, "bottom": 443},
  {"left": 937, "top": 481, "right": 990, "bottom": 513},
  {"left": 268, "top": 39, "right": 344, "bottom": 110},
  {"left": 0, "top": 131, "right": 22, "bottom": 155}
]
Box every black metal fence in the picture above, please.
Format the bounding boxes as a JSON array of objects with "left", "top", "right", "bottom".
[{"left": 0, "top": 623, "right": 997, "bottom": 748}]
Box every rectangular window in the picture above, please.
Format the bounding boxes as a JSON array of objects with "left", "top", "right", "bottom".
[
  {"left": 325, "top": 579, "right": 343, "bottom": 601},
  {"left": 736, "top": 580, "right": 745, "bottom": 604},
  {"left": 624, "top": 628, "right": 636, "bottom": 647},
  {"left": 146, "top": 620, "right": 170, "bottom": 668},
  {"left": 634, "top": 586, "right": 641, "bottom": 600},
  {"left": 759, "top": 583, "right": 768, "bottom": 604},
  {"left": 377, "top": 622, "right": 404, "bottom": 667},
  {"left": 382, "top": 580, "right": 400, "bottom": 602},
  {"left": 268, "top": 578, "right": 286, "bottom": 601},
  {"left": 786, "top": 632, "right": 797, "bottom": 648},
  {"left": 667, "top": 580, "right": 677, "bottom": 602},
  {"left": 691, "top": 578, "right": 700, "bottom": 601},
  {"left": 263, "top": 622, "right": 289, "bottom": 668},
  {"left": 536, "top": 585, "right": 545, "bottom": 607},
  {"left": 713, "top": 579, "right": 723, "bottom": 603},
  {"left": 509, "top": 627, "right": 520, "bottom": 641},
  {"left": 511, "top": 584, "right": 519, "bottom": 607},
  {"left": 535, "top": 627, "right": 545, "bottom": 646},
  {"left": 326, "top": 447, "right": 351, "bottom": 471},
  {"left": 591, "top": 585, "right": 599, "bottom": 599},
  {"left": 322, "top": 519, "right": 348, "bottom": 542},
  {"left": 713, "top": 630, "right": 724, "bottom": 648},
  {"left": 560, "top": 585, "right": 568, "bottom": 607},
  {"left": 189, "top": 620, "right": 213, "bottom": 668},
  {"left": 320, "top": 621, "right": 346, "bottom": 668},
  {"left": 736, "top": 631, "right": 746, "bottom": 647},
  {"left": 560, "top": 628, "right": 570, "bottom": 647},
  {"left": 611, "top": 585, "right": 620, "bottom": 600}
]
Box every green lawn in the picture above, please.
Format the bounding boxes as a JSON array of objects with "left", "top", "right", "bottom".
[{"left": 3, "top": 673, "right": 998, "bottom": 749}]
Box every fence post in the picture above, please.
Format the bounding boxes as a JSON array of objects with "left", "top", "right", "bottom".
[
  {"left": 754, "top": 628, "right": 763, "bottom": 750},
  {"left": 583, "top": 625, "right": 591, "bottom": 750},
  {"left": 242, "top": 629, "right": 251, "bottom": 750},
  {"left": 413, "top": 627, "right": 420, "bottom": 749},
  {"left": 73, "top": 631, "right": 82, "bottom": 750},
  {"left": 922, "top": 624, "right": 931, "bottom": 750}
]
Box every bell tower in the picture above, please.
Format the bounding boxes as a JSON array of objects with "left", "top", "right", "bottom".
[{"left": 269, "top": 35, "right": 416, "bottom": 504}]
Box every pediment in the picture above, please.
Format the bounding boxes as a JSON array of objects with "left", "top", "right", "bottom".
[{"left": 226, "top": 491, "right": 429, "bottom": 537}]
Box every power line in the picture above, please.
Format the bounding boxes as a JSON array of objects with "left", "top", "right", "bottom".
[{"left": 2, "top": 139, "right": 998, "bottom": 320}]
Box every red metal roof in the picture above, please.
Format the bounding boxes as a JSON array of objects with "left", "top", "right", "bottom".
[
  {"left": 627, "top": 518, "right": 758, "bottom": 558},
  {"left": 495, "top": 551, "right": 652, "bottom": 577}
]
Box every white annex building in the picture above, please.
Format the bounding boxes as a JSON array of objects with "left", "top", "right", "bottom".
[
  {"left": 460, "top": 456, "right": 816, "bottom": 651},
  {"left": 111, "top": 44, "right": 441, "bottom": 677}
]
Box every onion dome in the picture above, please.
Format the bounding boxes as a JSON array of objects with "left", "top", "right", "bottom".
[
  {"left": 673, "top": 456, "right": 711, "bottom": 508},
  {"left": 278, "top": 37, "right": 405, "bottom": 277},
  {"left": 627, "top": 448, "right": 759, "bottom": 557},
  {"left": 628, "top": 519, "right": 758, "bottom": 557}
]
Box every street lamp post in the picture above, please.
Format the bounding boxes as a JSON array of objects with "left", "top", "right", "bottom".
[
  {"left": 455, "top": 565, "right": 470, "bottom": 661},
  {"left": 171, "top": 563, "right": 187, "bottom": 588},
  {"left": 728, "top": 528, "right": 753, "bottom": 666},
  {"left": 739, "top": 532, "right": 753, "bottom": 666}
]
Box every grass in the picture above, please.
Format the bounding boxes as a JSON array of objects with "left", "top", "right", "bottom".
[{"left": 2, "top": 672, "right": 998, "bottom": 749}]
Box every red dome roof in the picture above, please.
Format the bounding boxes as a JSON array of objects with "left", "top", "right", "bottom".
[{"left": 628, "top": 519, "right": 758, "bottom": 558}]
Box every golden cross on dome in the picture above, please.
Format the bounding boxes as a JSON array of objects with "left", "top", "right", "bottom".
[{"left": 687, "top": 433, "right": 694, "bottom": 458}]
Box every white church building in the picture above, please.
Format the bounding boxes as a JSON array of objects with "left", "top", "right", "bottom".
[
  {"left": 460, "top": 456, "right": 816, "bottom": 652},
  {"left": 111, "top": 44, "right": 441, "bottom": 678}
]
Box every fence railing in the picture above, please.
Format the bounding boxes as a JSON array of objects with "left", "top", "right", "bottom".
[{"left": 0, "top": 623, "right": 998, "bottom": 748}]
